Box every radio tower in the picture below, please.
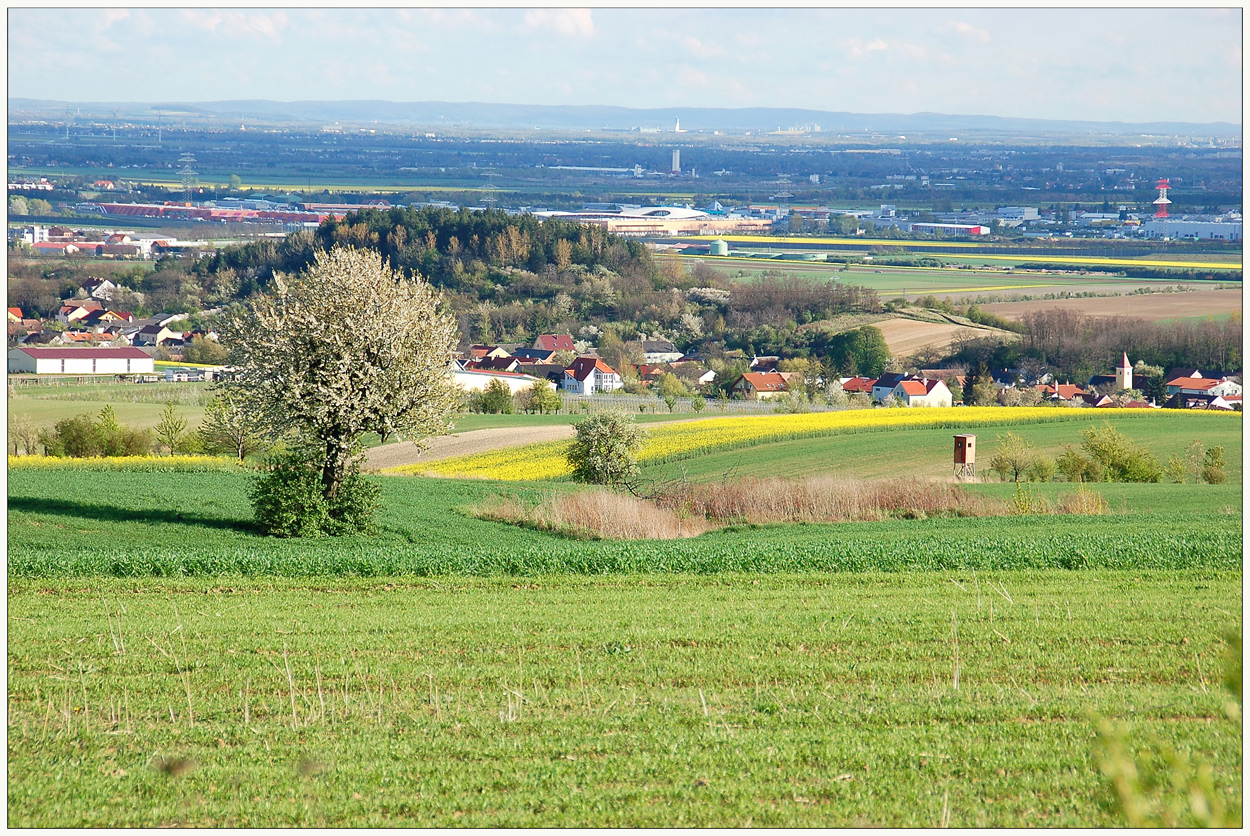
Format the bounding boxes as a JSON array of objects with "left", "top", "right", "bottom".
[{"left": 1153, "top": 178, "right": 1172, "bottom": 218}]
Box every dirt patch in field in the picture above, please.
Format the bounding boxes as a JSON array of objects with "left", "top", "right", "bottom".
[
  {"left": 364, "top": 425, "right": 577, "bottom": 471},
  {"left": 980, "top": 288, "right": 1242, "bottom": 322},
  {"left": 871, "top": 318, "right": 1010, "bottom": 357}
]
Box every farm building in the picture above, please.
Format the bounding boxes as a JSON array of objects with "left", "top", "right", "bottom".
[
  {"left": 452, "top": 367, "right": 540, "bottom": 395},
  {"left": 8, "top": 346, "right": 154, "bottom": 375}
]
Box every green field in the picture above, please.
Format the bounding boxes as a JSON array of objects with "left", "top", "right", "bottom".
[
  {"left": 7, "top": 570, "right": 1239, "bottom": 827},
  {"left": 641, "top": 411, "right": 1244, "bottom": 485},
  {"left": 7, "top": 405, "right": 1243, "bottom": 826}
]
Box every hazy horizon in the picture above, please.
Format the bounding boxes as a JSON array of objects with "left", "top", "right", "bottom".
[{"left": 8, "top": 8, "right": 1243, "bottom": 126}]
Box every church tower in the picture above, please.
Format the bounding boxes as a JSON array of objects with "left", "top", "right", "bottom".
[{"left": 1115, "top": 352, "right": 1133, "bottom": 391}]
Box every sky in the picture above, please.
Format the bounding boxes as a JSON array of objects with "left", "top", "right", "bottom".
[{"left": 7, "top": 7, "right": 1243, "bottom": 125}]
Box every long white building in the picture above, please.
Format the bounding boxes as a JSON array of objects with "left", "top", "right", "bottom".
[{"left": 8, "top": 346, "right": 155, "bottom": 375}]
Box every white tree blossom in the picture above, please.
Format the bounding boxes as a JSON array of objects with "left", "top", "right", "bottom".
[{"left": 222, "top": 246, "right": 460, "bottom": 498}]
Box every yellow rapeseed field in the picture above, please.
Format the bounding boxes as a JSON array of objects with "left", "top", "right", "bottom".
[
  {"left": 8, "top": 454, "right": 239, "bottom": 471},
  {"left": 390, "top": 407, "right": 1237, "bottom": 482}
]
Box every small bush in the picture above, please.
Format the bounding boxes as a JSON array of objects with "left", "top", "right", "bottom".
[
  {"left": 567, "top": 411, "right": 647, "bottom": 488},
  {"left": 1026, "top": 456, "right": 1056, "bottom": 483},
  {"left": 1202, "top": 446, "right": 1227, "bottom": 484},
  {"left": 251, "top": 451, "right": 380, "bottom": 537}
]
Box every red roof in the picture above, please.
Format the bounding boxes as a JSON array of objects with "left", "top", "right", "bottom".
[
  {"left": 567, "top": 356, "right": 617, "bottom": 381},
  {"left": 1038, "top": 383, "right": 1086, "bottom": 399},
  {"left": 739, "top": 371, "right": 788, "bottom": 392},
  {"left": 7, "top": 307, "right": 22, "bottom": 319},
  {"left": 535, "top": 334, "right": 575, "bottom": 352},
  {"left": 1166, "top": 377, "right": 1221, "bottom": 391},
  {"left": 898, "top": 380, "right": 928, "bottom": 396},
  {"left": 841, "top": 376, "right": 875, "bottom": 393},
  {"left": 14, "top": 346, "right": 150, "bottom": 359}
]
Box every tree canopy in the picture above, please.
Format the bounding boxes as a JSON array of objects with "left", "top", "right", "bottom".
[{"left": 221, "top": 245, "right": 460, "bottom": 504}]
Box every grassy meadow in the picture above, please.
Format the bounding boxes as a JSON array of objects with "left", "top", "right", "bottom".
[
  {"left": 8, "top": 571, "right": 1239, "bottom": 828},
  {"left": 7, "top": 406, "right": 1243, "bottom": 826}
]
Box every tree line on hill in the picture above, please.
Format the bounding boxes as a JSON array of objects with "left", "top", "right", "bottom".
[{"left": 7, "top": 205, "right": 1241, "bottom": 383}]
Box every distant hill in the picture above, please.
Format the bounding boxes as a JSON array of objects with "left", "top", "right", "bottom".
[{"left": 8, "top": 98, "right": 1240, "bottom": 137}]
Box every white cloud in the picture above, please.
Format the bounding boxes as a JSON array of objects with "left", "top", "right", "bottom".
[
  {"left": 677, "top": 65, "right": 712, "bottom": 90},
  {"left": 179, "top": 10, "right": 288, "bottom": 41},
  {"left": 947, "top": 21, "right": 990, "bottom": 44},
  {"left": 841, "top": 38, "right": 889, "bottom": 61},
  {"left": 523, "top": 9, "right": 595, "bottom": 39},
  {"left": 681, "top": 36, "right": 726, "bottom": 59}
]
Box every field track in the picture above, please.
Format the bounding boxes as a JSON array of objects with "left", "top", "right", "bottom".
[
  {"left": 981, "top": 287, "right": 1241, "bottom": 321},
  {"left": 365, "top": 425, "right": 577, "bottom": 470}
]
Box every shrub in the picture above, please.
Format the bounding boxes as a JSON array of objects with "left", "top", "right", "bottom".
[
  {"left": 1165, "top": 454, "right": 1187, "bottom": 484},
  {"left": 567, "top": 411, "right": 646, "bottom": 489},
  {"left": 690, "top": 396, "right": 706, "bottom": 413},
  {"left": 251, "top": 450, "right": 380, "bottom": 537},
  {"left": 38, "top": 408, "right": 153, "bottom": 458},
  {"left": 1026, "top": 455, "right": 1056, "bottom": 483},
  {"left": 989, "top": 431, "right": 1036, "bottom": 482},
  {"left": 477, "top": 379, "right": 515, "bottom": 414},
  {"left": 1202, "top": 446, "right": 1227, "bottom": 484},
  {"left": 1081, "top": 424, "right": 1162, "bottom": 483}
]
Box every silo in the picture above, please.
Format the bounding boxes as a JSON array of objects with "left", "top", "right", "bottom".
[{"left": 710, "top": 239, "right": 729, "bottom": 256}]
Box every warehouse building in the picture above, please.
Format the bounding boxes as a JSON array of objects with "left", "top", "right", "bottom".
[{"left": 8, "top": 346, "right": 155, "bottom": 376}]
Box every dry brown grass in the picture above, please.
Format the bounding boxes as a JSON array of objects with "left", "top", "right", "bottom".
[
  {"left": 475, "top": 489, "right": 714, "bottom": 540},
  {"left": 1056, "top": 484, "right": 1110, "bottom": 515},
  {"left": 656, "top": 476, "right": 994, "bottom": 525},
  {"left": 475, "top": 477, "right": 1110, "bottom": 541}
]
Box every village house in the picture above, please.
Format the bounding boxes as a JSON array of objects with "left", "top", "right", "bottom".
[
  {"left": 730, "top": 371, "right": 790, "bottom": 400},
  {"left": 640, "top": 338, "right": 682, "bottom": 364},
  {"left": 562, "top": 356, "right": 623, "bottom": 395},
  {"left": 534, "top": 333, "right": 575, "bottom": 353},
  {"left": 890, "top": 378, "right": 953, "bottom": 407},
  {"left": 1035, "top": 383, "right": 1087, "bottom": 405}
]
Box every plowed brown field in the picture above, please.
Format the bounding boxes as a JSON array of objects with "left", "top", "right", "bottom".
[{"left": 980, "top": 287, "right": 1241, "bottom": 322}]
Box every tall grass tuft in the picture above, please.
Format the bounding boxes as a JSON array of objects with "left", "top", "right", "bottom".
[{"left": 475, "top": 489, "right": 714, "bottom": 540}]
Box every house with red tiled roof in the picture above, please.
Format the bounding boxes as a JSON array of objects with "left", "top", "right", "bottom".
[
  {"left": 839, "top": 376, "right": 876, "bottom": 395},
  {"left": 534, "top": 333, "right": 575, "bottom": 353},
  {"left": 56, "top": 301, "right": 105, "bottom": 325},
  {"left": 890, "top": 378, "right": 953, "bottom": 408},
  {"left": 1036, "top": 383, "right": 1087, "bottom": 404},
  {"left": 7, "top": 307, "right": 22, "bottom": 322},
  {"left": 562, "top": 356, "right": 622, "bottom": 395},
  {"left": 1164, "top": 376, "right": 1242, "bottom": 399},
  {"left": 730, "top": 371, "right": 790, "bottom": 400}
]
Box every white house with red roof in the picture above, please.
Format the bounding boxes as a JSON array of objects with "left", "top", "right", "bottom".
[
  {"left": 7, "top": 307, "right": 22, "bottom": 322},
  {"left": 1165, "top": 375, "right": 1242, "bottom": 399},
  {"left": 8, "top": 346, "right": 154, "bottom": 375},
  {"left": 890, "top": 378, "right": 953, "bottom": 407},
  {"left": 730, "top": 371, "right": 790, "bottom": 400},
  {"left": 562, "top": 356, "right": 622, "bottom": 395}
]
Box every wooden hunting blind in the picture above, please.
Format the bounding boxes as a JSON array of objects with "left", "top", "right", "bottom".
[{"left": 954, "top": 434, "right": 976, "bottom": 479}]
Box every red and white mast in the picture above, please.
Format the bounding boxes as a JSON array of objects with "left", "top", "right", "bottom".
[{"left": 1153, "top": 178, "right": 1172, "bottom": 218}]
